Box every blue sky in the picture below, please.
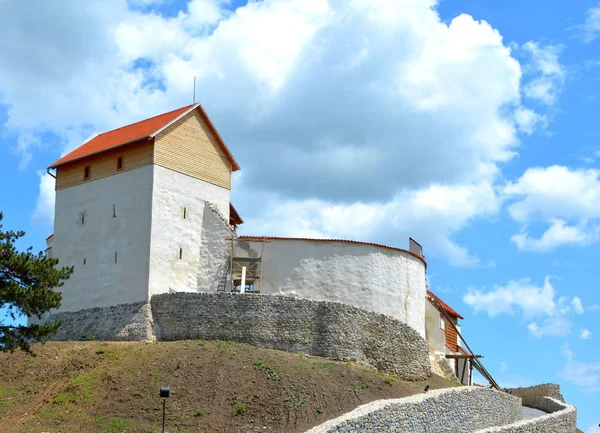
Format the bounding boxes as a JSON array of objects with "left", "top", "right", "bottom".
[{"left": 0, "top": 0, "right": 599, "bottom": 430}]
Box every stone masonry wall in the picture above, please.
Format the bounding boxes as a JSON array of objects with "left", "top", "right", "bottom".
[
  {"left": 307, "top": 387, "right": 522, "bottom": 433},
  {"left": 151, "top": 292, "right": 431, "bottom": 380},
  {"left": 476, "top": 397, "right": 577, "bottom": 433},
  {"left": 49, "top": 302, "right": 153, "bottom": 341},
  {"left": 504, "top": 383, "right": 564, "bottom": 406}
]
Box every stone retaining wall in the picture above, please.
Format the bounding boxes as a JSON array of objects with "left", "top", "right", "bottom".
[
  {"left": 306, "top": 387, "right": 522, "bottom": 433},
  {"left": 151, "top": 293, "right": 431, "bottom": 380},
  {"left": 476, "top": 397, "right": 577, "bottom": 433},
  {"left": 504, "top": 383, "right": 564, "bottom": 406},
  {"left": 49, "top": 302, "right": 153, "bottom": 341}
]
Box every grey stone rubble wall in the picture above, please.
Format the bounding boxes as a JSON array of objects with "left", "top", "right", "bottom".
[
  {"left": 151, "top": 292, "right": 431, "bottom": 380},
  {"left": 504, "top": 383, "right": 564, "bottom": 406},
  {"left": 49, "top": 302, "right": 153, "bottom": 341},
  {"left": 476, "top": 397, "right": 577, "bottom": 433},
  {"left": 306, "top": 387, "right": 522, "bottom": 433}
]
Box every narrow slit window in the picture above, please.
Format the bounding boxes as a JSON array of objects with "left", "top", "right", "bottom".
[
  {"left": 114, "top": 252, "right": 118, "bottom": 264},
  {"left": 113, "top": 204, "right": 116, "bottom": 218},
  {"left": 117, "top": 156, "right": 123, "bottom": 171},
  {"left": 80, "top": 212, "right": 86, "bottom": 225},
  {"left": 183, "top": 207, "right": 187, "bottom": 219},
  {"left": 83, "top": 258, "right": 87, "bottom": 266},
  {"left": 179, "top": 248, "right": 183, "bottom": 260},
  {"left": 84, "top": 165, "right": 91, "bottom": 180}
]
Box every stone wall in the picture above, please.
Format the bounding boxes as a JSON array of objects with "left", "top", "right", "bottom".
[
  {"left": 307, "top": 387, "right": 522, "bottom": 433},
  {"left": 504, "top": 383, "right": 564, "bottom": 406},
  {"left": 49, "top": 302, "right": 153, "bottom": 341},
  {"left": 476, "top": 397, "right": 577, "bottom": 433},
  {"left": 151, "top": 292, "right": 431, "bottom": 380}
]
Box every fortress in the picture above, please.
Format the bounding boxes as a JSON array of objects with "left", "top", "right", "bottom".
[
  {"left": 35, "top": 104, "right": 578, "bottom": 431},
  {"left": 40, "top": 103, "right": 428, "bottom": 341}
]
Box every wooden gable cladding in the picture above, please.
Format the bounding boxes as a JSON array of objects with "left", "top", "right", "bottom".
[
  {"left": 154, "top": 109, "right": 232, "bottom": 190},
  {"left": 55, "top": 140, "right": 154, "bottom": 191},
  {"left": 445, "top": 317, "right": 458, "bottom": 352}
]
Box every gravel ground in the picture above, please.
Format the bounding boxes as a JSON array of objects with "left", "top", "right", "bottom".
[{"left": 522, "top": 406, "right": 547, "bottom": 420}]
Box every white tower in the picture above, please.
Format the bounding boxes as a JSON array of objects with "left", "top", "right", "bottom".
[{"left": 44, "top": 104, "right": 240, "bottom": 314}]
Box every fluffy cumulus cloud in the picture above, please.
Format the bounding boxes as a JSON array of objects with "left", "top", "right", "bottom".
[
  {"left": 581, "top": 328, "right": 592, "bottom": 340},
  {"left": 0, "top": 0, "right": 560, "bottom": 264},
  {"left": 504, "top": 166, "right": 600, "bottom": 252},
  {"left": 464, "top": 277, "right": 585, "bottom": 337},
  {"left": 559, "top": 344, "right": 600, "bottom": 393}
]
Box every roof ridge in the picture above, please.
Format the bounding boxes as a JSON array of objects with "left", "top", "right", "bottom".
[{"left": 96, "top": 103, "right": 196, "bottom": 137}]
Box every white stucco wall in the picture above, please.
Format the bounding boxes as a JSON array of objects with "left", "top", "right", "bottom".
[
  {"left": 197, "top": 204, "right": 235, "bottom": 291},
  {"left": 148, "top": 165, "right": 230, "bottom": 296},
  {"left": 234, "top": 239, "right": 427, "bottom": 336},
  {"left": 49, "top": 166, "right": 154, "bottom": 313},
  {"left": 425, "top": 300, "right": 446, "bottom": 354}
]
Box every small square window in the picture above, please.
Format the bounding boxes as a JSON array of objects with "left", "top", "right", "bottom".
[
  {"left": 117, "top": 156, "right": 123, "bottom": 171},
  {"left": 84, "top": 165, "right": 91, "bottom": 180}
]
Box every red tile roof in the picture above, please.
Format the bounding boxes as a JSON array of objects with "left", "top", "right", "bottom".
[
  {"left": 49, "top": 104, "right": 240, "bottom": 171},
  {"left": 229, "top": 203, "right": 243, "bottom": 226},
  {"left": 427, "top": 290, "right": 464, "bottom": 320},
  {"left": 238, "top": 236, "right": 427, "bottom": 269}
]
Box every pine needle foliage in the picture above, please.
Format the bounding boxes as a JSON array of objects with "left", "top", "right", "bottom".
[{"left": 0, "top": 212, "right": 73, "bottom": 354}]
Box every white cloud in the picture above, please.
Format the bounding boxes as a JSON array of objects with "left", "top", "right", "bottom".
[
  {"left": 464, "top": 277, "right": 585, "bottom": 338},
  {"left": 463, "top": 277, "right": 556, "bottom": 318},
  {"left": 581, "top": 329, "right": 592, "bottom": 340},
  {"left": 30, "top": 171, "right": 56, "bottom": 226},
  {"left": 0, "top": 0, "right": 555, "bottom": 265},
  {"left": 559, "top": 344, "right": 600, "bottom": 392},
  {"left": 505, "top": 166, "right": 600, "bottom": 252},
  {"left": 513, "top": 107, "right": 547, "bottom": 135},
  {"left": 572, "top": 296, "right": 585, "bottom": 314},
  {"left": 521, "top": 41, "right": 565, "bottom": 106},
  {"left": 589, "top": 304, "right": 600, "bottom": 311},
  {"left": 580, "top": 2, "right": 600, "bottom": 43},
  {"left": 499, "top": 361, "right": 507, "bottom": 372},
  {"left": 527, "top": 316, "right": 572, "bottom": 338},
  {"left": 240, "top": 181, "right": 500, "bottom": 267}
]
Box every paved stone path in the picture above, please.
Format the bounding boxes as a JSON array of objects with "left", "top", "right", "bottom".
[{"left": 522, "top": 406, "right": 547, "bottom": 420}]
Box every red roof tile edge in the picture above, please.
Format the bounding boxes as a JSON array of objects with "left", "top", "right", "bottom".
[
  {"left": 49, "top": 104, "right": 195, "bottom": 168},
  {"left": 427, "top": 290, "right": 464, "bottom": 320},
  {"left": 48, "top": 103, "right": 240, "bottom": 171},
  {"left": 238, "top": 236, "right": 427, "bottom": 269},
  {"left": 46, "top": 233, "right": 54, "bottom": 241},
  {"left": 458, "top": 345, "right": 471, "bottom": 355}
]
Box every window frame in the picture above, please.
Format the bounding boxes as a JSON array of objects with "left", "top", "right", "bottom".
[
  {"left": 116, "top": 156, "right": 124, "bottom": 171},
  {"left": 84, "top": 165, "right": 91, "bottom": 181}
]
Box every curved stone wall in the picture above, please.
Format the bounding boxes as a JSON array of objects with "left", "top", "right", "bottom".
[
  {"left": 306, "top": 387, "right": 522, "bottom": 433},
  {"left": 476, "top": 397, "right": 577, "bottom": 433},
  {"left": 504, "top": 383, "right": 564, "bottom": 406},
  {"left": 235, "top": 237, "right": 427, "bottom": 336},
  {"left": 151, "top": 292, "right": 431, "bottom": 380}
]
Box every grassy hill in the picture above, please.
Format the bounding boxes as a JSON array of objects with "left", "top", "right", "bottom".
[{"left": 0, "top": 340, "right": 458, "bottom": 433}]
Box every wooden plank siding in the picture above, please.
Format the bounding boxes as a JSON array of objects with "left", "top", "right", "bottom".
[
  {"left": 154, "top": 109, "right": 232, "bottom": 190},
  {"left": 445, "top": 318, "right": 458, "bottom": 352},
  {"left": 55, "top": 140, "right": 154, "bottom": 191}
]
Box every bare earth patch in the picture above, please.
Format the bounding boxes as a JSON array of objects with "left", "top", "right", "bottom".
[{"left": 0, "top": 341, "right": 457, "bottom": 433}]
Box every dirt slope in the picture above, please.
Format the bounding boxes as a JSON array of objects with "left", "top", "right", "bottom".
[{"left": 0, "top": 340, "right": 458, "bottom": 433}]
